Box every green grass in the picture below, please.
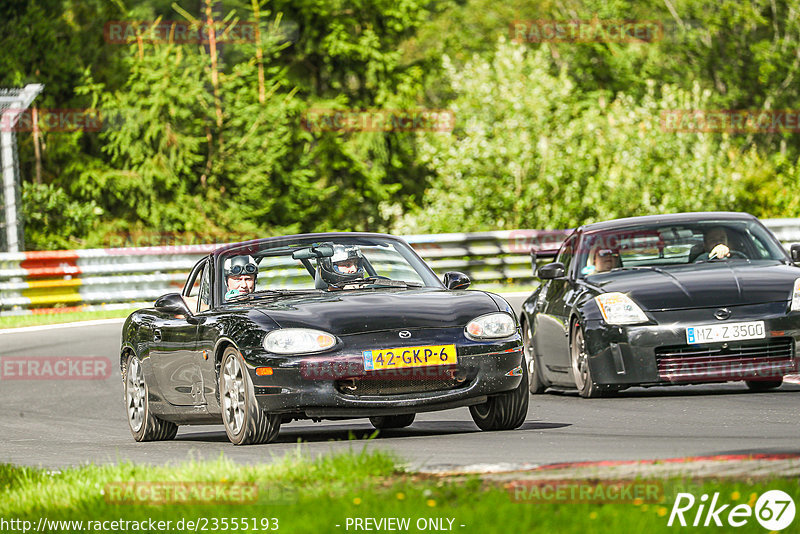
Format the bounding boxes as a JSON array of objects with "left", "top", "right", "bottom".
[
  {"left": 0, "top": 308, "right": 137, "bottom": 329},
  {"left": 1, "top": 449, "right": 798, "bottom": 533}
]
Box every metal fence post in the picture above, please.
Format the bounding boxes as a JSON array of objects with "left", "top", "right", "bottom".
[{"left": 0, "top": 84, "right": 44, "bottom": 252}]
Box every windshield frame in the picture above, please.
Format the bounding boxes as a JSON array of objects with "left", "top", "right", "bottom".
[
  {"left": 576, "top": 218, "right": 788, "bottom": 278},
  {"left": 213, "top": 234, "right": 444, "bottom": 305}
]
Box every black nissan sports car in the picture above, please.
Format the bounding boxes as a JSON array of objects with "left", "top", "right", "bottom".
[
  {"left": 521, "top": 212, "right": 800, "bottom": 397},
  {"left": 120, "top": 233, "right": 527, "bottom": 445}
]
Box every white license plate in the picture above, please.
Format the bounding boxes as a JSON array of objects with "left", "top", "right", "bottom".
[{"left": 686, "top": 321, "right": 765, "bottom": 344}]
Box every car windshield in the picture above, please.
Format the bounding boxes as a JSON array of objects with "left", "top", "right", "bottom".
[
  {"left": 577, "top": 219, "right": 787, "bottom": 277},
  {"left": 216, "top": 235, "right": 441, "bottom": 302}
]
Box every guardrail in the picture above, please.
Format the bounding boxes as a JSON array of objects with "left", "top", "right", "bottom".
[{"left": 0, "top": 221, "right": 796, "bottom": 314}]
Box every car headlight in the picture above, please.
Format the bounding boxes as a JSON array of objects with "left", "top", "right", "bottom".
[
  {"left": 263, "top": 329, "right": 337, "bottom": 354},
  {"left": 790, "top": 278, "right": 800, "bottom": 311},
  {"left": 465, "top": 313, "right": 516, "bottom": 339},
  {"left": 594, "top": 293, "right": 649, "bottom": 325}
]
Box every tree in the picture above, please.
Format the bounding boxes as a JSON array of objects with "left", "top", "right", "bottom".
[{"left": 398, "top": 38, "right": 772, "bottom": 233}]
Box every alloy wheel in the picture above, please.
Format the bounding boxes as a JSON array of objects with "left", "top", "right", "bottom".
[
  {"left": 571, "top": 326, "right": 589, "bottom": 391},
  {"left": 222, "top": 355, "right": 246, "bottom": 436},
  {"left": 126, "top": 357, "right": 146, "bottom": 433}
]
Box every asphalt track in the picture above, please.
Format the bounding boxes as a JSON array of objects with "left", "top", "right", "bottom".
[{"left": 2, "top": 294, "right": 800, "bottom": 470}]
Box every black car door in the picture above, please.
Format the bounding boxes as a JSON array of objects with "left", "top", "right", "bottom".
[
  {"left": 535, "top": 234, "right": 578, "bottom": 383},
  {"left": 149, "top": 259, "right": 208, "bottom": 407}
]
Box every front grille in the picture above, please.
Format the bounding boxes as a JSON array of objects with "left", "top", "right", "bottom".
[
  {"left": 655, "top": 337, "right": 796, "bottom": 382},
  {"left": 335, "top": 368, "right": 468, "bottom": 396}
]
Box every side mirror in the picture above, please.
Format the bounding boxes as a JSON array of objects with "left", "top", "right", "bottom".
[
  {"left": 791, "top": 244, "right": 800, "bottom": 263},
  {"left": 443, "top": 271, "right": 471, "bottom": 290},
  {"left": 155, "top": 293, "right": 191, "bottom": 316},
  {"left": 538, "top": 262, "right": 565, "bottom": 280}
]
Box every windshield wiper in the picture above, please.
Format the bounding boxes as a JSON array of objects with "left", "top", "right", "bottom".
[
  {"left": 227, "top": 289, "right": 321, "bottom": 301},
  {"left": 331, "top": 277, "right": 424, "bottom": 289},
  {"left": 612, "top": 266, "right": 670, "bottom": 274}
]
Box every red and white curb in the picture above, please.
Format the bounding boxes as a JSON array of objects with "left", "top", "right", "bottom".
[{"left": 417, "top": 453, "right": 800, "bottom": 479}]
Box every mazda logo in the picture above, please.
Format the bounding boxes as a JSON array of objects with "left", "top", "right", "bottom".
[
  {"left": 714, "top": 308, "right": 731, "bottom": 320},
  {"left": 399, "top": 330, "right": 411, "bottom": 338}
]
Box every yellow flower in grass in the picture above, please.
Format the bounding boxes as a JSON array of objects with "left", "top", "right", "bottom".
[
  {"left": 633, "top": 498, "right": 644, "bottom": 506},
  {"left": 427, "top": 499, "right": 437, "bottom": 507},
  {"left": 731, "top": 491, "right": 740, "bottom": 501},
  {"left": 657, "top": 507, "right": 668, "bottom": 517},
  {"left": 353, "top": 497, "right": 362, "bottom": 505},
  {"left": 396, "top": 492, "right": 405, "bottom": 500},
  {"left": 589, "top": 512, "right": 598, "bottom": 520}
]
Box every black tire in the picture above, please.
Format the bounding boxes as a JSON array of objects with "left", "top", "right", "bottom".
[
  {"left": 745, "top": 379, "right": 783, "bottom": 392},
  {"left": 522, "top": 320, "right": 546, "bottom": 394},
  {"left": 369, "top": 414, "right": 415, "bottom": 429},
  {"left": 219, "top": 346, "right": 281, "bottom": 445},
  {"left": 123, "top": 352, "right": 178, "bottom": 442},
  {"left": 570, "top": 321, "right": 608, "bottom": 399},
  {"left": 469, "top": 360, "right": 529, "bottom": 430}
]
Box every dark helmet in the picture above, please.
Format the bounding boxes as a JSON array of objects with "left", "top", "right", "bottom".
[
  {"left": 318, "top": 245, "right": 365, "bottom": 285},
  {"left": 224, "top": 255, "right": 258, "bottom": 280}
]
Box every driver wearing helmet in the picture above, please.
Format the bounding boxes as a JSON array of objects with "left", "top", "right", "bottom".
[
  {"left": 317, "top": 245, "right": 365, "bottom": 289},
  {"left": 224, "top": 255, "right": 258, "bottom": 299}
]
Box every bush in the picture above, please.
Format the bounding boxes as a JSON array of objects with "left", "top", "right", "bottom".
[{"left": 396, "top": 38, "right": 778, "bottom": 234}]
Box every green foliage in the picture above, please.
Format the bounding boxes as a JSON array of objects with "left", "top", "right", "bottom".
[
  {"left": 66, "top": 0, "right": 434, "bottom": 242},
  {"left": 21, "top": 182, "right": 101, "bottom": 250},
  {"left": 7, "top": 0, "right": 800, "bottom": 249},
  {"left": 397, "top": 38, "right": 778, "bottom": 233}
]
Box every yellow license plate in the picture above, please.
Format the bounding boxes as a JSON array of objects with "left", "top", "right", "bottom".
[{"left": 363, "top": 344, "right": 457, "bottom": 371}]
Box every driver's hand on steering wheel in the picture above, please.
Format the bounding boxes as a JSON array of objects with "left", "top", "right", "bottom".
[{"left": 709, "top": 244, "right": 730, "bottom": 259}]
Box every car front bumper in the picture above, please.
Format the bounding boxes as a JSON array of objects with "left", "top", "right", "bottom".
[
  {"left": 241, "top": 328, "right": 524, "bottom": 416},
  {"left": 583, "top": 302, "right": 800, "bottom": 387}
]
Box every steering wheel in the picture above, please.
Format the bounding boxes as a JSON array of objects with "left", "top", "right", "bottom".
[{"left": 709, "top": 249, "right": 748, "bottom": 261}]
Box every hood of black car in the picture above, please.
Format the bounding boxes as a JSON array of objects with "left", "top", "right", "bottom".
[
  {"left": 591, "top": 261, "right": 799, "bottom": 311},
  {"left": 241, "top": 288, "right": 501, "bottom": 335}
]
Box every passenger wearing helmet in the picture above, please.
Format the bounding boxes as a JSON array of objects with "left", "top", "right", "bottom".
[
  {"left": 224, "top": 255, "right": 258, "bottom": 299},
  {"left": 316, "top": 245, "right": 366, "bottom": 289}
]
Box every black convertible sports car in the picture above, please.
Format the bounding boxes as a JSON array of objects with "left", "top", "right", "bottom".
[
  {"left": 521, "top": 212, "right": 800, "bottom": 397},
  {"left": 120, "top": 233, "right": 527, "bottom": 444}
]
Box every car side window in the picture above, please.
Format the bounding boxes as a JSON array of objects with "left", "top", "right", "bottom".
[
  {"left": 183, "top": 260, "right": 207, "bottom": 312},
  {"left": 557, "top": 236, "right": 576, "bottom": 276},
  {"left": 198, "top": 266, "right": 211, "bottom": 312}
]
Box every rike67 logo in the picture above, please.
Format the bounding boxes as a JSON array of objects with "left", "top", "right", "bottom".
[{"left": 668, "top": 490, "right": 795, "bottom": 530}]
